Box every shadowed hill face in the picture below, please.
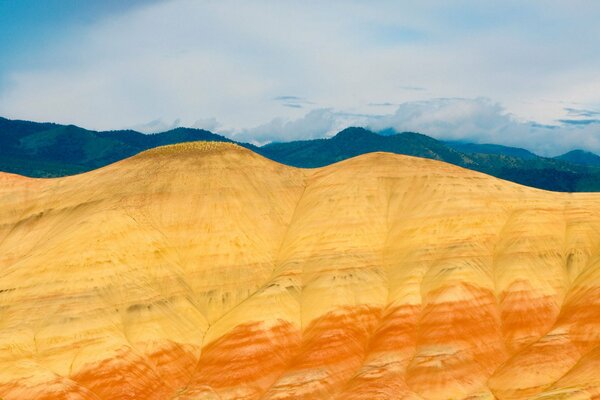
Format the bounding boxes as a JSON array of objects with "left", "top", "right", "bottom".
[
  {"left": 2, "top": 142, "right": 600, "bottom": 399},
  {"left": 259, "top": 127, "right": 468, "bottom": 168},
  {"left": 445, "top": 141, "right": 538, "bottom": 159},
  {"left": 555, "top": 149, "right": 600, "bottom": 166},
  {"left": 0, "top": 117, "right": 235, "bottom": 177}
]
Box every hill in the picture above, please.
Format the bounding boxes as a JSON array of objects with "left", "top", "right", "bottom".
[
  {"left": 259, "top": 127, "right": 600, "bottom": 192},
  {"left": 444, "top": 141, "right": 538, "bottom": 159},
  {"left": 2, "top": 117, "right": 600, "bottom": 192},
  {"left": 555, "top": 149, "right": 600, "bottom": 166},
  {"left": 258, "top": 127, "right": 467, "bottom": 167},
  {"left": 0, "top": 117, "right": 236, "bottom": 177},
  {"left": 1, "top": 142, "right": 600, "bottom": 399}
]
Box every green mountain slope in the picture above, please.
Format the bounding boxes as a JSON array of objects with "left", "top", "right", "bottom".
[
  {"left": 256, "top": 127, "right": 600, "bottom": 192},
  {"left": 445, "top": 141, "right": 538, "bottom": 159},
  {"left": 0, "top": 117, "right": 236, "bottom": 176},
  {"left": 1, "top": 117, "right": 600, "bottom": 192},
  {"left": 258, "top": 128, "right": 467, "bottom": 167},
  {"left": 554, "top": 149, "right": 600, "bottom": 166}
]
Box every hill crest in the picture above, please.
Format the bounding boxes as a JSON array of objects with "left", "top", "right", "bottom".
[
  {"left": 2, "top": 140, "right": 600, "bottom": 398},
  {"left": 2, "top": 116, "right": 600, "bottom": 192}
]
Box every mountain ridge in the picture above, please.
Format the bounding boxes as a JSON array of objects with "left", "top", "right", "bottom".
[
  {"left": 1, "top": 116, "right": 600, "bottom": 192},
  {"left": 555, "top": 149, "right": 600, "bottom": 166}
]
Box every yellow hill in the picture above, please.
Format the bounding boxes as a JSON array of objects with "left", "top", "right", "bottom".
[{"left": 1, "top": 142, "right": 600, "bottom": 399}]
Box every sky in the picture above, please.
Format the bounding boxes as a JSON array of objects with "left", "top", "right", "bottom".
[{"left": 1, "top": 0, "right": 600, "bottom": 155}]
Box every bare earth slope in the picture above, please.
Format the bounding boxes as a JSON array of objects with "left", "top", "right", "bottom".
[{"left": 1, "top": 142, "right": 600, "bottom": 400}]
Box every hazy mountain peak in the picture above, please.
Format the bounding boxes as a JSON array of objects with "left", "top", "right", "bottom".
[
  {"left": 332, "top": 126, "right": 377, "bottom": 139},
  {"left": 555, "top": 149, "right": 600, "bottom": 166}
]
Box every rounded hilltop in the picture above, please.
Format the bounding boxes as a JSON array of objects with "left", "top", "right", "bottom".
[
  {"left": 137, "top": 141, "right": 248, "bottom": 157},
  {"left": 124, "top": 141, "right": 551, "bottom": 197}
]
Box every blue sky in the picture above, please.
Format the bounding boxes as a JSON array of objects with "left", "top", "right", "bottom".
[
  {"left": 0, "top": 1, "right": 157, "bottom": 75},
  {"left": 1, "top": 0, "right": 600, "bottom": 155}
]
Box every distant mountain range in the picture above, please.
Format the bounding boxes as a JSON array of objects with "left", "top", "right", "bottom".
[
  {"left": 0, "top": 117, "right": 246, "bottom": 177},
  {"left": 1, "top": 116, "right": 600, "bottom": 192}
]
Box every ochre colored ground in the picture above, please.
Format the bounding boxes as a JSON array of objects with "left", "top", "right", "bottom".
[{"left": 1, "top": 142, "right": 600, "bottom": 399}]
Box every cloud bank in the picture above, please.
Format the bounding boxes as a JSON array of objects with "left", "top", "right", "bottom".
[
  {"left": 238, "top": 98, "right": 600, "bottom": 156},
  {"left": 0, "top": 1, "right": 599, "bottom": 155}
]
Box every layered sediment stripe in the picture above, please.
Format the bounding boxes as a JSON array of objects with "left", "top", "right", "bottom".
[
  {"left": 2, "top": 143, "right": 600, "bottom": 399},
  {"left": 333, "top": 304, "right": 422, "bottom": 399},
  {"left": 0, "top": 365, "right": 101, "bottom": 400},
  {"left": 262, "top": 306, "right": 381, "bottom": 399},
  {"left": 178, "top": 320, "right": 300, "bottom": 399},
  {"left": 406, "top": 283, "right": 506, "bottom": 399},
  {"left": 71, "top": 346, "right": 173, "bottom": 400}
]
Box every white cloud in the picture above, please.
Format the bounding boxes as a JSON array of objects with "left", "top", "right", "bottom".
[
  {"left": 192, "top": 117, "right": 221, "bottom": 132},
  {"left": 0, "top": 1, "right": 599, "bottom": 154},
  {"left": 129, "top": 118, "right": 182, "bottom": 133},
  {"left": 368, "top": 98, "right": 511, "bottom": 141},
  {"left": 236, "top": 98, "right": 600, "bottom": 156},
  {"left": 235, "top": 109, "right": 342, "bottom": 144},
  {"left": 367, "top": 98, "right": 600, "bottom": 156}
]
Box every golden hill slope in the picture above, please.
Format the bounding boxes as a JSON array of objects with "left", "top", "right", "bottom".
[{"left": 1, "top": 142, "right": 600, "bottom": 400}]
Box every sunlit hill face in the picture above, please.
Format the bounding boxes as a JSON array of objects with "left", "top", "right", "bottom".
[{"left": 1, "top": 142, "right": 600, "bottom": 399}]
